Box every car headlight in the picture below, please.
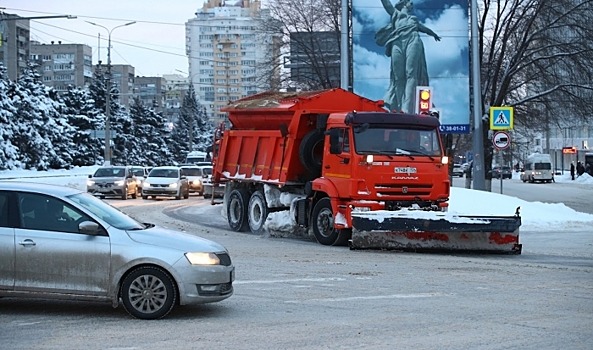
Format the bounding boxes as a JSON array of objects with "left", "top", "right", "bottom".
[
  {"left": 185, "top": 252, "right": 220, "bottom": 265},
  {"left": 169, "top": 182, "right": 178, "bottom": 188},
  {"left": 143, "top": 181, "right": 150, "bottom": 187},
  {"left": 87, "top": 180, "right": 95, "bottom": 186},
  {"left": 114, "top": 180, "right": 125, "bottom": 186}
]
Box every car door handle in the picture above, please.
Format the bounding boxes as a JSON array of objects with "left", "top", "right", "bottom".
[{"left": 18, "top": 239, "right": 36, "bottom": 247}]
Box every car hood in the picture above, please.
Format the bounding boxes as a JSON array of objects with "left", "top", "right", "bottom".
[
  {"left": 127, "top": 226, "right": 226, "bottom": 253},
  {"left": 146, "top": 177, "right": 178, "bottom": 185},
  {"left": 92, "top": 176, "right": 125, "bottom": 182}
]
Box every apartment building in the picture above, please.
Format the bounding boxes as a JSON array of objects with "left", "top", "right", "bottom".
[
  {"left": 185, "top": 0, "right": 275, "bottom": 122},
  {"left": 135, "top": 76, "right": 165, "bottom": 114},
  {"left": 162, "top": 73, "right": 189, "bottom": 123},
  {"left": 31, "top": 42, "right": 93, "bottom": 92},
  {"left": 0, "top": 14, "right": 30, "bottom": 81}
]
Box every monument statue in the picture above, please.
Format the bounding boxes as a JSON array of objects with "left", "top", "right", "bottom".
[{"left": 375, "top": 0, "right": 441, "bottom": 113}]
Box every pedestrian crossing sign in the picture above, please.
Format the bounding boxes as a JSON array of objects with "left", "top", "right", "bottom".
[{"left": 489, "top": 106, "right": 514, "bottom": 130}]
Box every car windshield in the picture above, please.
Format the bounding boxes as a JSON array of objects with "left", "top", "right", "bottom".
[
  {"left": 67, "top": 192, "right": 144, "bottom": 230},
  {"left": 150, "top": 169, "right": 179, "bottom": 178},
  {"left": 94, "top": 167, "right": 125, "bottom": 177},
  {"left": 182, "top": 168, "right": 202, "bottom": 176},
  {"left": 200, "top": 167, "right": 212, "bottom": 175},
  {"left": 131, "top": 168, "right": 145, "bottom": 176},
  {"left": 354, "top": 126, "right": 442, "bottom": 156}
]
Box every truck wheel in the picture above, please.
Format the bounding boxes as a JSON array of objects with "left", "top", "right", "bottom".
[
  {"left": 311, "top": 198, "right": 350, "bottom": 246},
  {"left": 248, "top": 190, "right": 268, "bottom": 235},
  {"left": 121, "top": 187, "right": 127, "bottom": 200},
  {"left": 299, "top": 130, "right": 324, "bottom": 177},
  {"left": 227, "top": 188, "right": 250, "bottom": 232}
]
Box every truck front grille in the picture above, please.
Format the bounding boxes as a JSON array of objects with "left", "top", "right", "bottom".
[{"left": 374, "top": 183, "right": 433, "bottom": 198}]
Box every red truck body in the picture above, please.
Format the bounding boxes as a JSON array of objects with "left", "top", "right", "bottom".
[{"left": 211, "top": 88, "right": 521, "bottom": 253}]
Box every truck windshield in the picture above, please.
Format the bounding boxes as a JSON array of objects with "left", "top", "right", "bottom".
[{"left": 353, "top": 126, "right": 442, "bottom": 157}]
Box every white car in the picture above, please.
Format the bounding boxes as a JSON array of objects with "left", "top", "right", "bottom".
[
  {"left": 180, "top": 165, "right": 208, "bottom": 195},
  {"left": 0, "top": 182, "right": 234, "bottom": 319},
  {"left": 142, "top": 166, "right": 190, "bottom": 200},
  {"left": 452, "top": 164, "right": 464, "bottom": 177}
]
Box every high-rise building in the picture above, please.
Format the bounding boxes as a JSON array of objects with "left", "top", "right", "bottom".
[
  {"left": 0, "top": 14, "right": 30, "bottom": 81},
  {"left": 185, "top": 0, "right": 276, "bottom": 121},
  {"left": 31, "top": 42, "right": 93, "bottom": 92},
  {"left": 286, "top": 31, "right": 341, "bottom": 89}
]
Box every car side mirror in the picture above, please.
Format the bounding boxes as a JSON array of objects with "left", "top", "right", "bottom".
[
  {"left": 79, "top": 221, "right": 102, "bottom": 235},
  {"left": 88, "top": 174, "right": 92, "bottom": 178},
  {"left": 181, "top": 175, "right": 187, "bottom": 180}
]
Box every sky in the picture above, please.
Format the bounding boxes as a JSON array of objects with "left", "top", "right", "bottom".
[
  {"left": 2, "top": 165, "right": 593, "bottom": 234},
  {"left": 1, "top": 0, "right": 211, "bottom": 77}
]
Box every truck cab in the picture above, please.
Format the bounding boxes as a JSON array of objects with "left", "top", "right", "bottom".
[{"left": 321, "top": 111, "right": 449, "bottom": 212}]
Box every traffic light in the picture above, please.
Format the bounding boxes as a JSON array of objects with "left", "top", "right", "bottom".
[{"left": 416, "top": 86, "right": 432, "bottom": 114}]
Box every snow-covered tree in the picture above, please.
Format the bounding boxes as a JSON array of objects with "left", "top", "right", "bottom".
[
  {"left": 0, "top": 65, "right": 21, "bottom": 170},
  {"left": 128, "top": 97, "right": 175, "bottom": 166},
  {"left": 194, "top": 101, "right": 215, "bottom": 154},
  {"left": 60, "top": 86, "right": 104, "bottom": 166},
  {"left": 12, "top": 64, "right": 74, "bottom": 170}
]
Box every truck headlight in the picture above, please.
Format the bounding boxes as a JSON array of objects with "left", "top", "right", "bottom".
[
  {"left": 87, "top": 180, "right": 95, "bottom": 186},
  {"left": 169, "top": 182, "right": 178, "bottom": 188},
  {"left": 143, "top": 181, "right": 150, "bottom": 187},
  {"left": 114, "top": 180, "right": 124, "bottom": 186},
  {"left": 185, "top": 252, "right": 220, "bottom": 265}
]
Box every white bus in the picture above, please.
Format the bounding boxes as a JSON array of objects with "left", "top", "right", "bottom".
[
  {"left": 520, "top": 153, "right": 554, "bottom": 183},
  {"left": 185, "top": 151, "right": 209, "bottom": 165}
]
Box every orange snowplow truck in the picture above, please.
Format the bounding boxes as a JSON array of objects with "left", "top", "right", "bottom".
[{"left": 211, "top": 88, "right": 522, "bottom": 253}]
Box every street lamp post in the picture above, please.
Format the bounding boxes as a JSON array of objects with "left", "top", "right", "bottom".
[{"left": 87, "top": 20, "right": 136, "bottom": 165}]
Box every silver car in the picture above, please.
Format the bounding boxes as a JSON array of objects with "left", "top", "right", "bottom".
[
  {"left": 0, "top": 182, "right": 234, "bottom": 319},
  {"left": 87, "top": 166, "right": 138, "bottom": 200}
]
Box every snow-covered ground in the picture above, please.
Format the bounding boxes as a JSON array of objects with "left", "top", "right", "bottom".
[{"left": 1, "top": 166, "right": 593, "bottom": 232}]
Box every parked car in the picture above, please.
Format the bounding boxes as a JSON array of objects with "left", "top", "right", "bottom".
[
  {"left": 129, "top": 166, "right": 150, "bottom": 190},
  {"left": 180, "top": 165, "right": 207, "bottom": 195},
  {"left": 452, "top": 164, "right": 464, "bottom": 177},
  {"left": 0, "top": 182, "right": 234, "bottom": 319},
  {"left": 142, "top": 166, "right": 190, "bottom": 200},
  {"left": 490, "top": 166, "right": 513, "bottom": 179},
  {"left": 86, "top": 166, "right": 137, "bottom": 200}
]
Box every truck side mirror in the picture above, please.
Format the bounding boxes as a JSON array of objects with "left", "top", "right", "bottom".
[{"left": 327, "top": 129, "right": 341, "bottom": 154}]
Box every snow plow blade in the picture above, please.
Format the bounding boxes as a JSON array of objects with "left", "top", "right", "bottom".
[{"left": 350, "top": 208, "right": 522, "bottom": 254}]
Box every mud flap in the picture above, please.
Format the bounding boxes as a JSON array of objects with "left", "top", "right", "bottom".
[{"left": 350, "top": 210, "right": 522, "bottom": 254}]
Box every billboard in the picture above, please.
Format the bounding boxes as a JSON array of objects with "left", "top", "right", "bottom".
[{"left": 352, "top": 0, "right": 470, "bottom": 133}]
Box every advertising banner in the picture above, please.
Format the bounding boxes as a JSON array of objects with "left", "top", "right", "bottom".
[{"left": 352, "top": 0, "right": 470, "bottom": 133}]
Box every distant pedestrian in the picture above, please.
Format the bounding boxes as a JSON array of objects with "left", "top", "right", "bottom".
[
  {"left": 570, "top": 162, "right": 575, "bottom": 180},
  {"left": 576, "top": 161, "right": 585, "bottom": 177}
]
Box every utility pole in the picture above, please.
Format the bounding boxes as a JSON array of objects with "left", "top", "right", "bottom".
[
  {"left": 86, "top": 21, "right": 136, "bottom": 165},
  {"left": 470, "top": 0, "right": 486, "bottom": 190}
]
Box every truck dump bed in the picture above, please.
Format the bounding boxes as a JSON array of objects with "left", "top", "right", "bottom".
[{"left": 213, "top": 88, "right": 386, "bottom": 185}]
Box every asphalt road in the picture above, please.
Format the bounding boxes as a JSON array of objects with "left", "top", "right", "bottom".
[{"left": 1, "top": 191, "right": 592, "bottom": 350}]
